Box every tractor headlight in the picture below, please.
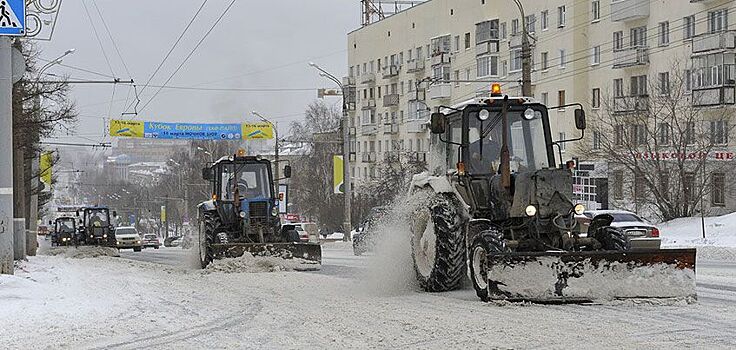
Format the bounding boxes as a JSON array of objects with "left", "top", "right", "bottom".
[
  {"left": 525, "top": 205, "right": 537, "bottom": 217},
  {"left": 574, "top": 204, "right": 586, "bottom": 215},
  {"left": 239, "top": 211, "right": 246, "bottom": 218},
  {"left": 271, "top": 207, "right": 279, "bottom": 216},
  {"left": 103, "top": 234, "right": 107, "bottom": 238}
]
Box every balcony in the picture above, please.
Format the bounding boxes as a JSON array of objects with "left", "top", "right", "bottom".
[
  {"left": 476, "top": 41, "right": 500, "bottom": 56},
  {"left": 382, "top": 65, "right": 399, "bottom": 78},
  {"left": 360, "top": 73, "right": 375, "bottom": 84},
  {"left": 692, "top": 31, "right": 736, "bottom": 54},
  {"left": 613, "top": 95, "right": 649, "bottom": 113},
  {"left": 508, "top": 33, "right": 536, "bottom": 48},
  {"left": 613, "top": 47, "right": 649, "bottom": 68},
  {"left": 361, "top": 152, "right": 376, "bottom": 163},
  {"left": 406, "top": 118, "right": 428, "bottom": 133},
  {"left": 431, "top": 53, "right": 451, "bottom": 66},
  {"left": 383, "top": 122, "right": 399, "bottom": 134},
  {"left": 428, "top": 83, "right": 452, "bottom": 100},
  {"left": 409, "top": 152, "right": 427, "bottom": 163},
  {"left": 383, "top": 93, "right": 399, "bottom": 107},
  {"left": 611, "top": 0, "right": 649, "bottom": 22},
  {"left": 361, "top": 99, "right": 376, "bottom": 110},
  {"left": 342, "top": 76, "right": 355, "bottom": 86},
  {"left": 406, "top": 60, "right": 425, "bottom": 73},
  {"left": 408, "top": 88, "right": 426, "bottom": 101},
  {"left": 360, "top": 124, "right": 377, "bottom": 136},
  {"left": 693, "top": 86, "right": 736, "bottom": 107}
]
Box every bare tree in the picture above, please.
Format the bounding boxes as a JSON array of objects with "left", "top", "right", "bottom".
[{"left": 582, "top": 63, "right": 736, "bottom": 221}]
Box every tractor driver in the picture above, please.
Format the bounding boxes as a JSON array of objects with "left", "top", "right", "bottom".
[{"left": 468, "top": 133, "right": 501, "bottom": 174}]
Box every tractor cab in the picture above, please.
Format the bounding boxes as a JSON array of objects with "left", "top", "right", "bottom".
[
  {"left": 77, "top": 207, "right": 116, "bottom": 246},
  {"left": 51, "top": 216, "right": 77, "bottom": 246}
]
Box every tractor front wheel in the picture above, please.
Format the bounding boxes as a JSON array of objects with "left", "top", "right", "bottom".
[
  {"left": 198, "top": 213, "right": 218, "bottom": 268},
  {"left": 469, "top": 229, "right": 507, "bottom": 301}
]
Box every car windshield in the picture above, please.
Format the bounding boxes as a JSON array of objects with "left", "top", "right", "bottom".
[
  {"left": 220, "top": 162, "right": 272, "bottom": 200},
  {"left": 144, "top": 234, "right": 157, "bottom": 239},
  {"left": 116, "top": 228, "right": 137, "bottom": 235},
  {"left": 609, "top": 213, "right": 643, "bottom": 222}
]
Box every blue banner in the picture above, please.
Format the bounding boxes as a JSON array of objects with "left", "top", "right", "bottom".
[{"left": 143, "top": 122, "right": 243, "bottom": 140}]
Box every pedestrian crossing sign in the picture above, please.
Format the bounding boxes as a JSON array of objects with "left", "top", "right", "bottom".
[{"left": 0, "top": 0, "right": 24, "bottom": 36}]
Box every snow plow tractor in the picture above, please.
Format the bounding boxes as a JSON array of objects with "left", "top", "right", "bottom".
[
  {"left": 76, "top": 207, "right": 117, "bottom": 247},
  {"left": 409, "top": 90, "right": 696, "bottom": 302},
  {"left": 51, "top": 217, "right": 77, "bottom": 246},
  {"left": 197, "top": 153, "right": 321, "bottom": 268}
]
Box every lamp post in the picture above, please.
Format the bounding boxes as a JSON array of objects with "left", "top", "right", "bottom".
[
  {"left": 512, "top": 0, "right": 532, "bottom": 97},
  {"left": 196, "top": 146, "right": 214, "bottom": 163},
  {"left": 252, "top": 111, "right": 280, "bottom": 195},
  {"left": 309, "top": 62, "right": 351, "bottom": 241}
]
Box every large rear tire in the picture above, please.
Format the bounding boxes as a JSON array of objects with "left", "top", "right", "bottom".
[
  {"left": 596, "top": 227, "right": 630, "bottom": 251},
  {"left": 469, "top": 229, "right": 506, "bottom": 301},
  {"left": 411, "top": 191, "right": 466, "bottom": 292},
  {"left": 198, "top": 213, "right": 217, "bottom": 269}
]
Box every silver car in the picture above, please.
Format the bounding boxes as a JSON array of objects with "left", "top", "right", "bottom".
[{"left": 577, "top": 210, "right": 661, "bottom": 250}]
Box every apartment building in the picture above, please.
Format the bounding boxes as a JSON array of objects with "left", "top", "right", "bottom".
[{"left": 346, "top": 0, "right": 736, "bottom": 216}]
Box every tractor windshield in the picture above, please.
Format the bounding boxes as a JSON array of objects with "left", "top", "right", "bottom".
[
  {"left": 87, "top": 210, "right": 109, "bottom": 227},
  {"left": 220, "top": 162, "right": 272, "bottom": 200},
  {"left": 467, "top": 108, "right": 549, "bottom": 174},
  {"left": 56, "top": 218, "right": 75, "bottom": 232}
]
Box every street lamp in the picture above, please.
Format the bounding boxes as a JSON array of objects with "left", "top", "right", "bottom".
[
  {"left": 39, "top": 48, "right": 75, "bottom": 77},
  {"left": 252, "top": 111, "right": 280, "bottom": 195},
  {"left": 196, "top": 146, "right": 214, "bottom": 163},
  {"left": 309, "top": 62, "right": 351, "bottom": 241}
]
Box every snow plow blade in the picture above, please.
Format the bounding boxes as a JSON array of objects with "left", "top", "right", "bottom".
[
  {"left": 210, "top": 242, "right": 322, "bottom": 264},
  {"left": 486, "top": 248, "right": 696, "bottom": 303}
]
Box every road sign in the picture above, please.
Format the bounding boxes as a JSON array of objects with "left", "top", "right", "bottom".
[{"left": 0, "top": 0, "right": 25, "bottom": 36}]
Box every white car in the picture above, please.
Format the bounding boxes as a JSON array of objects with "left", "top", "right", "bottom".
[
  {"left": 114, "top": 226, "right": 142, "bottom": 252},
  {"left": 577, "top": 210, "right": 661, "bottom": 250}
]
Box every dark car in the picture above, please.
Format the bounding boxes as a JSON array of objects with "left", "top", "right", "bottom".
[{"left": 577, "top": 210, "right": 661, "bottom": 250}]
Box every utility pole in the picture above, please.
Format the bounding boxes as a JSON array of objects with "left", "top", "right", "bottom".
[
  {"left": 0, "top": 37, "right": 14, "bottom": 273},
  {"left": 514, "top": 0, "right": 532, "bottom": 97},
  {"left": 309, "top": 62, "right": 352, "bottom": 241},
  {"left": 253, "top": 111, "right": 279, "bottom": 195}
]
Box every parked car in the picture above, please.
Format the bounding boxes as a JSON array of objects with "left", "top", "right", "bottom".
[
  {"left": 577, "top": 210, "right": 661, "bottom": 250},
  {"left": 114, "top": 226, "right": 142, "bottom": 252},
  {"left": 289, "top": 222, "right": 318, "bottom": 242},
  {"left": 164, "top": 236, "right": 182, "bottom": 247},
  {"left": 142, "top": 234, "right": 160, "bottom": 249}
]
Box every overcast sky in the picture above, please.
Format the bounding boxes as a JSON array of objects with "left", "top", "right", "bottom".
[{"left": 39, "top": 0, "right": 358, "bottom": 144}]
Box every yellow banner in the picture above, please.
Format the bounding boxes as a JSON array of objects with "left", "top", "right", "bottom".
[
  {"left": 241, "top": 123, "right": 274, "bottom": 140},
  {"left": 40, "top": 152, "right": 53, "bottom": 191},
  {"left": 110, "top": 119, "right": 144, "bottom": 138},
  {"left": 333, "top": 155, "right": 344, "bottom": 194},
  {"left": 160, "top": 205, "right": 166, "bottom": 222}
]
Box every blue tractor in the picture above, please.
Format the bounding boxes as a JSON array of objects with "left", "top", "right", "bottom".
[{"left": 197, "top": 154, "right": 321, "bottom": 268}]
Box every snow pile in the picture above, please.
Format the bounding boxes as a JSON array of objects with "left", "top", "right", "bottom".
[
  {"left": 205, "top": 252, "right": 320, "bottom": 273},
  {"left": 660, "top": 212, "right": 736, "bottom": 248},
  {"left": 42, "top": 246, "right": 120, "bottom": 259}
]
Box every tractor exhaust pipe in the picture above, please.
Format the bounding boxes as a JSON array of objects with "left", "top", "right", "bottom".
[{"left": 500, "top": 96, "right": 511, "bottom": 190}]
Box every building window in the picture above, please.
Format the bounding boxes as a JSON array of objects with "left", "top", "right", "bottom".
[
  {"left": 635, "top": 172, "right": 646, "bottom": 201},
  {"left": 711, "top": 120, "right": 729, "bottom": 144},
  {"left": 630, "top": 124, "right": 647, "bottom": 145},
  {"left": 559, "top": 49, "right": 566, "bottom": 68},
  {"left": 630, "top": 26, "right": 647, "bottom": 47},
  {"left": 684, "top": 172, "right": 695, "bottom": 202},
  {"left": 659, "top": 21, "right": 670, "bottom": 46},
  {"left": 685, "top": 122, "right": 696, "bottom": 145},
  {"left": 510, "top": 49, "right": 522, "bottom": 72},
  {"left": 613, "top": 31, "right": 623, "bottom": 51},
  {"left": 630, "top": 75, "right": 648, "bottom": 96},
  {"left": 541, "top": 51, "right": 549, "bottom": 70},
  {"left": 465, "top": 68, "right": 471, "bottom": 81},
  {"left": 500, "top": 22, "right": 507, "bottom": 39},
  {"left": 613, "top": 78, "right": 624, "bottom": 97},
  {"left": 454, "top": 35, "right": 460, "bottom": 52},
  {"left": 658, "top": 123, "right": 671, "bottom": 145},
  {"left": 541, "top": 92, "right": 548, "bottom": 105},
  {"left": 660, "top": 174, "right": 670, "bottom": 200},
  {"left": 475, "top": 19, "right": 500, "bottom": 43},
  {"left": 558, "top": 5, "right": 566, "bottom": 27},
  {"left": 684, "top": 15, "right": 696, "bottom": 39},
  {"left": 592, "top": 131, "right": 601, "bottom": 150},
  {"left": 591, "top": 46, "right": 601, "bottom": 65},
  {"left": 454, "top": 70, "right": 460, "bottom": 86},
  {"left": 708, "top": 9, "right": 729, "bottom": 33},
  {"left": 684, "top": 69, "right": 692, "bottom": 92},
  {"left": 613, "top": 171, "right": 624, "bottom": 200},
  {"left": 659, "top": 72, "right": 670, "bottom": 95},
  {"left": 465, "top": 32, "right": 471, "bottom": 49},
  {"left": 511, "top": 18, "right": 519, "bottom": 35},
  {"left": 526, "top": 14, "right": 536, "bottom": 34},
  {"left": 541, "top": 10, "right": 548, "bottom": 30},
  {"left": 712, "top": 173, "right": 726, "bottom": 206},
  {"left": 615, "top": 125, "right": 625, "bottom": 146},
  {"left": 592, "top": 88, "right": 601, "bottom": 108},
  {"left": 558, "top": 90, "right": 566, "bottom": 106},
  {"left": 476, "top": 55, "right": 498, "bottom": 77},
  {"left": 591, "top": 1, "right": 600, "bottom": 22}
]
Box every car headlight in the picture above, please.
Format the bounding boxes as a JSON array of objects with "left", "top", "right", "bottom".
[
  {"left": 271, "top": 206, "right": 279, "bottom": 216},
  {"left": 239, "top": 211, "right": 246, "bottom": 218},
  {"left": 574, "top": 204, "right": 586, "bottom": 215},
  {"left": 136, "top": 240, "right": 140, "bottom": 244},
  {"left": 103, "top": 234, "right": 107, "bottom": 238},
  {"left": 90, "top": 235, "right": 93, "bottom": 238},
  {"left": 525, "top": 205, "right": 537, "bottom": 217}
]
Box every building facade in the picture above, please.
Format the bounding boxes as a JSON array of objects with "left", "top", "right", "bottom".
[{"left": 346, "top": 0, "right": 736, "bottom": 218}]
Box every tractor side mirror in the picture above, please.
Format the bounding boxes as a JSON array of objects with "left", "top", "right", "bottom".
[
  {"left": 202, "top": 167, "right": 213, "bottom": 181},
  {"left": 574, "top": 109, "right": 586, "bottom": 130},
  {"left": 283, "top": 165, "right": 292, "bottom": 178},
  {"left": 48, "top": 220, "right": 52, "bottom": 225},
  {"left": 112, "top": 210, "right": 118, "bottom": 218},
  {"left": 430, "top": 112, "right": 446, "bottom": 134},
  {"left": 75, "top": 210, "right": 80, "bottom": 217}
]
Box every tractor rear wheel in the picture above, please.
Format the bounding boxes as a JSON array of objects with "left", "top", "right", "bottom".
[
  {"left": 198, "top": 213, "right": 218, "bottom": 268},
  {"left": 411, "top": 191, "right": 466, "bottom": 292},
  {"left": 596, "top": 227, "right": 630, "bottom": 251},
  {"left": 469, "top": 229, "right": 506, "bottom": 301}
]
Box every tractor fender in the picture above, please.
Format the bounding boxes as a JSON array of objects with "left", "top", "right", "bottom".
[
  {"left": 197, "top": 200, "right": 216, "bottom": 216},
  {"left": 409, "top": 172, "right": 471, "bottom": 222}
]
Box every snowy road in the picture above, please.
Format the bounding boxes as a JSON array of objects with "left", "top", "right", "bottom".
[{"left": 3, "top": 243, "right": 736, "bottom": 349}]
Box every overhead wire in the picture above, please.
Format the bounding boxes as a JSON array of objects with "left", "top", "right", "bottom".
[
  {"left": 91, "top": 0, "right": 133, "bottom": 79},
  {"left": 81, "top": 0, "right": 116, "bottom": 77}
]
